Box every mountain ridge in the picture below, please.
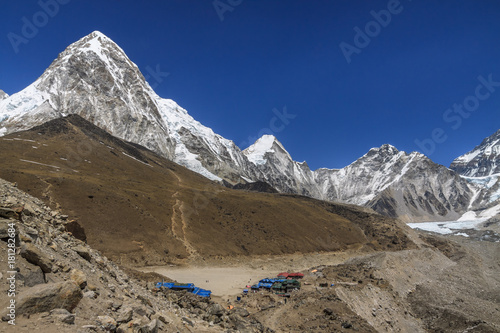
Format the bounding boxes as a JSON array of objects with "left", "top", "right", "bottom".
[
  {"left": 0, "top": 114, "right": 416, "bottom": 265},
  {"left": 1, "top": 31, "right": 499, "bottom": 222},
  {"left": 450, "top": 129, "right": 500, "bottom": 177}
]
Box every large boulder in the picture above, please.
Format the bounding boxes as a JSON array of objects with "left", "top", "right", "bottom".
[
  {"left": 13, "top": 281, "right": 82, "bottom": 315},
  {"left": 20, "top": 265, "right": 45, "bottom": 287},
  {"left": 0, "top": 207, "right": 20, "bottom": 220},
  {"left": 20, "top": 243, "right": 53, "bottom": 273},
  {"left": 72, "top": 245, "right": 92, "bottom": 261},
  {"left": 206, "top": 303, "right": 225, "bottom": 317}
]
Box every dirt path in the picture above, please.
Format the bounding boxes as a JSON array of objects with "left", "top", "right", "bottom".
[{"left": 170, "top": 191, "right": 198, "bottom": 257}]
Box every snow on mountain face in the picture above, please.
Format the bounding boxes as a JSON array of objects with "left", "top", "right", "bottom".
[
  {"left": 243, "top": 141, "right": 474, "bottom": 221},
  {"left": 0, "top": 31, "right": 494, "bottom": 222},
  {"left": 243, "top": 135, "right": 320, "bottom": 197},
  {"left": 0, "top": 90, "right": 7, "bottom": 101},
  {"left": 0, "top": 31, "right": 173, "bottom": 156},
  {"left": 244, "top": 135, "right": 279, "bottom": 165},
  {"left": 450, "top": 129, "right": 500, "bottom": 177},
  {"left": 0, "top": 31, "right": 254, "bottom": 182},
  {"left": 317, "top": 144, "right": 413, "bottom": 205},
  {"left": 314, "top": 144, "right": 474, "bottom": 221}
]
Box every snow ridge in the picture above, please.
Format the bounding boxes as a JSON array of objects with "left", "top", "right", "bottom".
[{"left": 451, "top": 129, "right": 500, "bottom": 177}]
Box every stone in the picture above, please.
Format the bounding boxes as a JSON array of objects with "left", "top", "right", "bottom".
[
  {"left": 72, "top": 245, "right": 91, "bottom": 261},
  {"left": 83, "top": 290, "right": 97, "bottom": 299},
  {"left": 125, "top": 317, "right": 147, "bottom": 331},
  {"left": 97, "top": 315, "right": 117, "bottom": 331},
  {"left": 22, "top": 265, "right": 45, "bottom": 287},
  {"left": 229, "top": 314, "right": 249, "bottom": 331},
  {"left": 70, "top": 269, "right": 87, "bottom": 289},
  {"left": 23, "top": 203, "right": 38, "bottom": 216},
  {"left": 49, "top": 309, "right": 71, "bottom": 315},
  {"left": 116, "top": 323, "right": 129, "bottom": 333},
  {"left": 181, "top": 317, "right": 194, "bottom": 327},
  {"left": 116, "top": 307, "right": 133, "bottom": 324},
  {"left": 137, "top": 294, "right": 153, "bottom": 307},
  {"left": 151, "top": 313, "right": 169, "bottom": 325},
  {"left": 130, "top": 303, "right": 154, "bottom": 318},
  {"left": 81, "top": 325, "right": 98, "bottom": 331},
  {"left": 24, "top": 226, "right": 39, "bottom": 240},
  {"left": 234, "top": 307, "right": 250, "bottom": 317},
  {"left": 20, "top": 234, "right": 33, "bottom": 243},
  {"left": 65, "top": 220, "right": 87, "bottom": 242},
  {"left": 50, "top": 308, "right": 75, "bottom": 324},
  {"left": 87, "top": 283, "right": 98, "bottom": 291},
  {"left": 0, "top": 207, "right": 20, "bottom": 220},
  {"left": 0, "top": 218, "right": 14, "bottom": 239},
  {"left": 111, "top": 301, "right": 123, "bottom": 311},
  {"left": 20, "top": 243, "right": 53, "bottom": 273},
  {"left": 13, "top": 281, "right": 82, "bottom": 315},
  {"left": 143, "top": 318, "right": 159, "bottom": 333},
  {"left": 206, "top": 303, "right": 225, "bottom": 317}
]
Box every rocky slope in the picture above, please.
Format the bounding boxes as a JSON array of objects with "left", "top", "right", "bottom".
[
  {"left": 3, "top": 172, "right": 499, "bottom": 333},
  {"left": 0, "top": 177, "right": 271, "bottom": 332},
  {"left": 0, "top": 31, "right": 497, "bottom": 222}
]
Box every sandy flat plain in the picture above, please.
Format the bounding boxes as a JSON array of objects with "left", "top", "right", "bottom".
[{"left": 139, "top": 250, "right": 359, "bottom": 299}]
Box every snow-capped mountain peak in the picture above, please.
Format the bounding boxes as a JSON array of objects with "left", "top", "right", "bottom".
[
  {"left": 0, "top": 90, "right": 8, "bottom": 101},
  {"left": 450, "top": 129, "right": 500, "bottom": 177},
  {"left": 0, "top": 31, "right": 255, "bottom": 182},
  {"left": 58, "top": 31, "right": 130, "bottom": 71},
  {"left": 368, "top": 143, "right": 399, "bottom": 155},
  {"left": 1, "top": 31, "right": 497, "bottom": 222},
  {"left": 243, "top": 135, "right": 284, "bottom": 165}
]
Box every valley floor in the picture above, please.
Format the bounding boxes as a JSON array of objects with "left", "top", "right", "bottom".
[
  {"left": 141, "top": 234, "right": 500, "bottom": 332},
  {"left": 139, "top": 250, "right": 360, "bottom": 300}
]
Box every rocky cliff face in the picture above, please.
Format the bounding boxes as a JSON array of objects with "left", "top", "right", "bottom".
[
  {"left": 247, "top": 142, "right": 475, "bottom": 221},
  {"left": 243, "top": 135, "right": 321, "bottom": 197},
  {"left": 450, "top": 129, "right": 500, "bottom": 177},
  {"left": 0, "top": 31, "right": 256, "bottom": 182},
  {"left": 0, "top": 32, "right": 173, "bottom": 158}
]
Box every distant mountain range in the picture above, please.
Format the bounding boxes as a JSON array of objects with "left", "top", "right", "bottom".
[{"left": 1, "top": 31, "right": 499, "bottom": 222}]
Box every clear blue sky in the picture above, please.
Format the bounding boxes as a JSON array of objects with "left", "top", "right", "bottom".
[{"left": 1, "top": 0, "right": 499, "bottom": 170}]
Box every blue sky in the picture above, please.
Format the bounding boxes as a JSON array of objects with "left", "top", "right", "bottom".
[{"left": 1, "top": 0, "right": 499, "bottom": 170}]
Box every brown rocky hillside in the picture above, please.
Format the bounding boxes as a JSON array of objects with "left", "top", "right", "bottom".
[{"left": 0, "top": 115, "right": 415, "bottom": 266}]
